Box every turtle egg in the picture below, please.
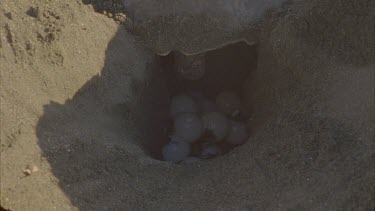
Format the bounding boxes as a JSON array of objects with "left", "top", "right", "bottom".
[
  {"left": 174, "top": 113, "right": 203, "bottom": 143},
  {"left": 216, "top": 91, "right": 241, "bottom": 116},
  {"left": 202, "top": 112, "right": 229, "bottom": 141},
  {"left": 170, "top": 95, "right": 198, "bottom": 117},
  {"left": 162, "top": 140, "right": 191, "bottom": 162},
  {"left": 200, "top": 144, "right": 222, "bottom": 159},
  {"left": 226, "top": 121, "right": 248, "bottom": 145}
]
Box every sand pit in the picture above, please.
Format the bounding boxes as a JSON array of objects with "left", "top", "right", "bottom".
[{"left": 1, "top": 0, "right": 374, "bottom": 210}]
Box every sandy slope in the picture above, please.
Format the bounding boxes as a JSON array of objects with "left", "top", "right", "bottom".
[{"left": 1, "top": 0, "right": 374, "bottom": 210}]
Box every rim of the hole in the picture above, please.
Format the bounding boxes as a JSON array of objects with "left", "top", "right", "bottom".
[{"left": 150, "top": 41, "right": 257, "bottom": 163}]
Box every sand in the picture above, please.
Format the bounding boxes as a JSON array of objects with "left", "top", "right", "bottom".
[{"left": 1, "top": 0, "right": 374, "bottom": 210}]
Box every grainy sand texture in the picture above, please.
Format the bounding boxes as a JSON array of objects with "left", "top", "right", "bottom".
[{"left": 1, "top": 0, "right": 374, "bottom": 210}]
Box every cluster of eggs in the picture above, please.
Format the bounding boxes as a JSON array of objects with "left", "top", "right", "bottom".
[{"left": 162, "top": 91, "right": 249, "bottom": 163}]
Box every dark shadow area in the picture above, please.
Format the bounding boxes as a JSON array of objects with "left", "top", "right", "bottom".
[
  {"left": 36, "top": 35, "right": 257, "bottom": 160},
  {"left": 162, "top": 42, "right": 257, "bottom": 99},
  {"left": 35, "top": 27, "right": 172, "bottom": 209},
  {"left": 160, "top": 42, "right": 257, "bottom": 157},
  {"left": 36, "top": 23, "right": 258, "bottom": 208},
  {"left": 35, "top": 2, "right": 374, "bottom": 209}
]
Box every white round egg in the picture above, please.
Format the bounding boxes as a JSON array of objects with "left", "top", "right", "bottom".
[
  {"left": 170, "top": 95, "right": 198, "bottom": 117},
  {"left": 174, "top": 113, "right": 203, "bottom": 143},
  {"left": 162, "top": 140, "right": 191, "bottom": 162},
  {"left": 202, "top": 112, "right": 229, "bottom": 141},
  {"left": 216, "top": 91, "right": 241, "bottom": 116},
  {"left": 226, "top": 121, "right": 248, "bottom": 145}
]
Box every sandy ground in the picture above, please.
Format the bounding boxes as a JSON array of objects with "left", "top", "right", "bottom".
[{"left": 1, "top": 0, "right": 374, "bottom": 210}]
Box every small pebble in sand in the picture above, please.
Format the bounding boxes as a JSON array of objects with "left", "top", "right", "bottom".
[
  {"left": 174, "top": 113, "right": 203, "bottom": 143},
  {"left": 226, "top": 121, "right": 249, "bottom": 145},
  {"left": 162, "top": 140, "right": 191, "bottom": 162},
  {"left": 170, "top": 95, "right": 198, "bottom": 117},
  {"left": 23, "top": 165, "right": 39, "bottom": 176},
  {"left": 23, "top": 169, "right": 32, "bottom": 176},
  {"left": 31, "top": 165, "right": 39, "bottom": 173},
  {"left": 216, "top": 91, "right": 241, "bottom": 116},
  {"left": 202, "top": 112, "right": 229, "bottom": 141}
]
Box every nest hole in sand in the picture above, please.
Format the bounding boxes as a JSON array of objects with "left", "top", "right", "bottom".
[{"left": 140, "top": 42, "right": 258, "bottom": 162}]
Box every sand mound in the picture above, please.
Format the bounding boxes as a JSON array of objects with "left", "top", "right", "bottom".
[{"left": 1, "top": 0, "right": 374, "bottom": 210}]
